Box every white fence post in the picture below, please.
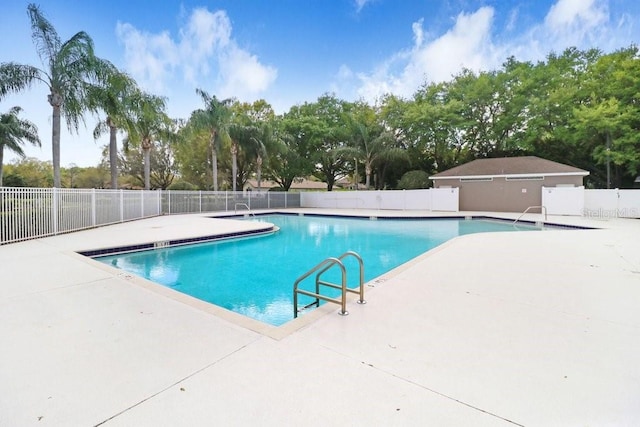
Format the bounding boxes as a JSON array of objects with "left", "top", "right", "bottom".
[
  {"left": 119, "top": 190, "right": 124, "bottom": 222},
  {"left": 91, "top": 188, "right": 96, "bottom": 227},
  {"left": 52, "top": 188, "right": 58, "bottom": 235}
]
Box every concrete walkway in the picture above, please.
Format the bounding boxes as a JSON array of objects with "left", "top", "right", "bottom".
[{"left": 0, "top": 210, "right": 638, "bottom": 426}]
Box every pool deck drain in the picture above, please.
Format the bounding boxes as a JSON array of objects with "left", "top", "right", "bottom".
[{"left": 0, "top": 209, "right": 639, "bottom": 426}]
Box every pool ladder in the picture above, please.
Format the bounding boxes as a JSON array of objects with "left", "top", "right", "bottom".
[
  {"left": 513, "top": 205, "right": 547, "bottom": 226},
  {"left": 234, "top": 202, "right": 254, "bottom": 217},
  {"left": 293, "top": 251, "right": 366, "bottom": 318}
]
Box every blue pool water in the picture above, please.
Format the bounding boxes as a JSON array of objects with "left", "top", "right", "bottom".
[{"left": 97, "top": 215, "right": 540, "bottom": 326}]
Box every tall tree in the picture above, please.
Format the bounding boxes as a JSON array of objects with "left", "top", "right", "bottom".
[
  {"left": 0, "top": 4, "right": 113, "bottom": 187},
  {"left": 574, "top": 47, "right": 640, "bottom": 188},
  {"left": 406, "top": 82, "right": 466, "bottom": 172},
  {"left": 192, "top": 89, "right": 233, "bottom": 191},
  {"left": 0, "top": 107, "right": 41, "bottom": 186},
  {"left": 228, "top": 122, "right": 260, "bottom": 191},
  {"left": 521, "top": 49, "right": 597, "bottom": 163},
  {"left": 127, "top": 92, "right": 170, "bottom": 190},
  {"left": 251, "top": 123, "right": 271, "bottom": 190},
  {"left": 265, "top": 114, "right": 314, "bottom": 191},
  {"left": 234, "top": 100, "right": 274, "bottom": 190},
  {"left": 339, "top": 103, "right": 409, "bottom": 189},
  {"left": 298, "top": 94, "right": 351, "bottom": 191},
  {"left": 89, "top": 70, "right": 139, "bottom": 189},
  {"left": 173, "top": 115, "right": 212, "bottom": 189}
]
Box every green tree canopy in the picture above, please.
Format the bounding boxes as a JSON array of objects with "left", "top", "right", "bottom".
[{"left": 0, "top": 106, "right": 40, "bottom": 186}]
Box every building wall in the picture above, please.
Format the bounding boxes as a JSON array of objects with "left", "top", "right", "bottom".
[
  {"left": 300, "top": 188, "right": 459, "bottom": 211},
  {"left": 433, "top": 175, "right": 583, "bottom": 212}
]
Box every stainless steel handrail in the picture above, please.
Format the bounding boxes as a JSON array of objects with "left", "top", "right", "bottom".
[
  {"left": 293, "top": 257, "right": 347, "bottom": 318},
  {"left": 293, "top": 251, "right": 367, "bottom": 318},
  {"left": 234, "top": 202, "right": 254, "bottom": 216},
  {"left": 314, "top": 251, "right": 366, "bottom": 305},
  {"left": 513, "top": 205, "right": 547, "bottom": 225}
]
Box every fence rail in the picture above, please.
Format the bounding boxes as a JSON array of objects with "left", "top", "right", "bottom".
[{"left": 0, "top": 188, "right": 300, "bottom": 245}]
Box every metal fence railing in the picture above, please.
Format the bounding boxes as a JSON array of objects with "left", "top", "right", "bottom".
[{"left": 0, "top": 188, "right": 300, "bottom": 245}]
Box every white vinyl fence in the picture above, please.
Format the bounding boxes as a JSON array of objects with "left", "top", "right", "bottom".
[
  {"left": 0, "top": 188, "right": 300, "bottom": 245},
  {"left": 583, "top": 189, "right": 640, "bottom": 219},
  {"left": 300, "top": 188, "right": 459, "bottom": 211},
  {"left": 3, "top": 185, "right": 635, "bottom": 245},
  {"left": 542, "top": 187, "right": 640, "bottom": 218},
  {"left": 541, "top": 186, "right": 585, "bottom": 216}
]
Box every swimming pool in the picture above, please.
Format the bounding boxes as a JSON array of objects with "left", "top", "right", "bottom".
[{"left": 97, "top": 214, "right": 541, "bottom": 326}]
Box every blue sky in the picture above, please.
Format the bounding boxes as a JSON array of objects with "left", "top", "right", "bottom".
[{"left": 1, "top": 0, "right": 639, "bottom": 167}]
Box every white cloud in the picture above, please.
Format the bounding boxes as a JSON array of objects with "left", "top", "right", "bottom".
[
  {"left": 543, "top": 0, "right": 608, "bottom": 48},
  {"left": 218, "top": 45, "right": 278, "bottom": 99},
  {"left": 115, "top": 23, "right": 179, "bottom": 93},
  {"left": 355, "top": 7, "right": 496, "bottom": 101},
  {"left": 116, "top": 7, "right": 276, "bottom": 99},
  {"left": 505, "top": 8, "right": 519, "bottom": 33},
  {"left": 545, "top": 0, "right": 607, "bottom": 30},
  {"left": 349, "top": 0, "right": 632, "bottom": 104},
  {"left": 337, "top": 64, "right": 354, "bottom": 80},
  {"left": 412, "top": 18, "right": 425, "bottom": 47},
  {"left": 354, "top": 0, "right": 373, "bottom": 13}
]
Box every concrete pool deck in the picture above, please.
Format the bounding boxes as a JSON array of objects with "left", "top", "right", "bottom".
[{"left": 0, "top": 209, "right": 638, "bottom": 426}]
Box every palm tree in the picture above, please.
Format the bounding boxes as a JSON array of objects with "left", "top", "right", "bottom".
[
  {"left": 249, "top": 124, "right": 271, "bottom": 190},
  {"left": 89, "top": 70, "right": 139, "bottom": 189},
  {"left": 228, "top": 122, "right": 262, "bottom": 192},
  {"left": 0, "top": 4, "right": 112, "bottom": 187},
  {"left": 127, "top": 91, "right": 170, "bottom": 190},
  {"left": 192, "top": 89, "right": 233, "bottom": 191},
  {"left": 0, "top": 107, "right": 41, "bottom": 186},
  {"left": 341, "top": 112, "right": 408, "bottom": 189}
]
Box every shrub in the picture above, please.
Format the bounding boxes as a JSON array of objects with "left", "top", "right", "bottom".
[
  {"left": 168, "top": 181, "right": 199, "bottom": 191},
  {"left": 397, "top": 170, "right": 431, "bottom": 190}
]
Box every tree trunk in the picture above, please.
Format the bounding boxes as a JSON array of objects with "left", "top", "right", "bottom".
[
  {"left": 0, "top": 146, "right": 4, "bottom": 186},
  {"left": 49, "top": 92, "right": 63, "bottom": 188},
  {"left": 143, "top": 138, "right": 151, "bottom": 190},
  {"left": 231, "top": 142, "right": 238, "bottom": 192},
  {"left": 211, "top": 133, "right": 218, "bottom": 191},
  {"left": 256, "top": 155, "right": 263, "bottom": 190},
  {"left": 327, "top": 175, "right": 334, "bottom": 191},
  {"left": 108, "top": 119, "right": 118, "bottom": 189},
  {"left": 365, "top": 163, "right": 372, "bottom": 190}
]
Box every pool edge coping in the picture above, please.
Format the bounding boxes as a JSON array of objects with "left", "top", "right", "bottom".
[{"left": 71, "top": 210, "right": 601, "bottom": 340}]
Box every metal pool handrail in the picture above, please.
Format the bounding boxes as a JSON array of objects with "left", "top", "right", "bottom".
[
  {"left": 234, "top": 202, "right": 254, "bottom": 216},
  {"left": 293, "top": 251, "right": 366, "bottom": 319},
  {"left": 513, "top": 205, "right": 547, "bottom": 226},
  {"left": 315, "top": 251, "right": 366, "bottom": 305}
]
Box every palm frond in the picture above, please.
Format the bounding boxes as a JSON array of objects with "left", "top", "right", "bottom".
[
  {"left": 27, "top": 3, "right": 61, "bottom": 68},
  {"left": 0, "top": 106, "right": 41, "bottom": 157},
  {"left": 93, "top": 120, "right": 110, "bottom": 140},
  {"left": 0, "top": 63, "right": 42, "bottom": 100}
]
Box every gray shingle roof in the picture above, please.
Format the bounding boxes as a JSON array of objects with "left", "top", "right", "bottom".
[{"left": 430, "top": 156, "right": 589, "bottom": 179}]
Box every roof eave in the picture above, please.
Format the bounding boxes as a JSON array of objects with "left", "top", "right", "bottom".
[{"left": 430, "top": 171, "right": 590, "bottom": 180}]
